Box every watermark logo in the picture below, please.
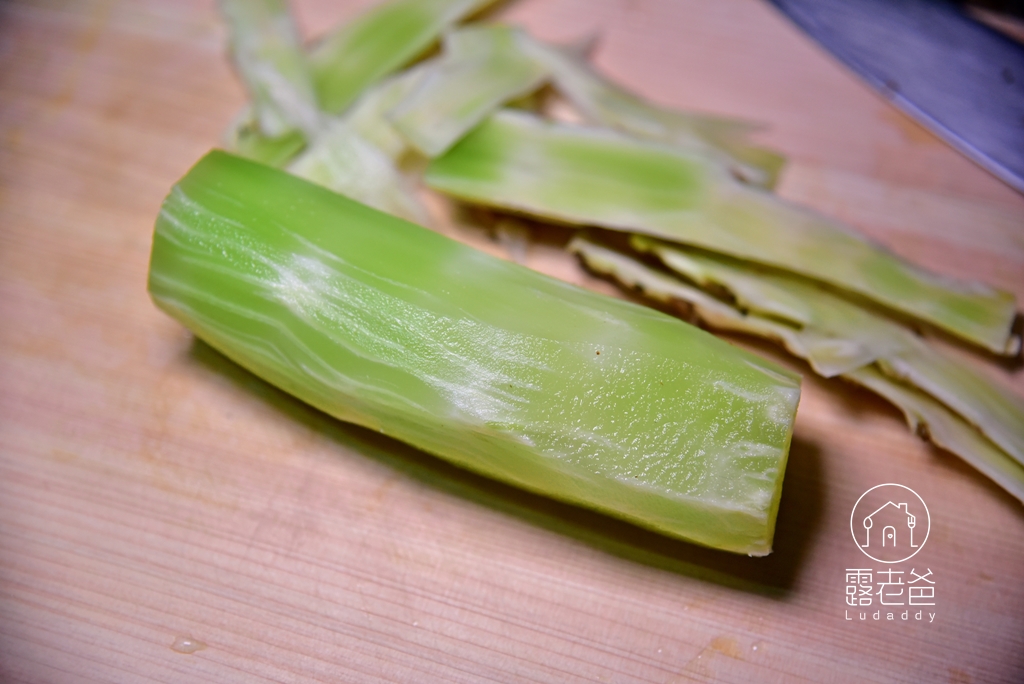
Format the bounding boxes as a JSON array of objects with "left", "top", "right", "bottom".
[
  {"left": 844, "top": 484, "right": 936, "bottom": 623},
  {"left": 850, "top": 483, "right": 930, "bottom": 564}
]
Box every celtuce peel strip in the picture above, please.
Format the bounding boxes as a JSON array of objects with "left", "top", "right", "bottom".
[
  {"left": 569, "top": 237, "right": 818, "bottom": 362},
  {"left": 308, "top": 0, "right": 497, "bottom": 115},
  {"left": 570, "top": 237, "right": 1024, "bottom": 504},
  {"left": 286, "top": 66, "right": 433, "bottom": 224},
  {"left": 881, "top": 349, "right": 1024, "bottom": 469},
  {"left": 218, "top": 0, "right": 322, "bottom": 163},
  {"left": 343, "top": 65, "right": 432, "bottom": 161},
  {"left": 846, "top": 367, "right": 1024, "bottom": 504},
  {"left": 425, "top": 111, "right": 1017, "bottom": 354},
  {"left": 224, "top": 0, "right": 494, "bottom": 166},
  {"left": 632, "top": 236, "right": 920, "bottom": 377},
  {"left": 520, "top": 36, "right": 785, "bottom": 188},
  {"left": 148, "top": 151, "right": 802, "bottom": 555},
  {"left": 286, "top": 121, "right": 431, "bottom": 225},
  {"left": 389, "top": 25, "right": 550, "bottom": 157}
]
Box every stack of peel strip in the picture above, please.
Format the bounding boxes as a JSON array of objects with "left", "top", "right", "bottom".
[{"left": 215, "top": 0, "right": 1023, "bottom": 502}]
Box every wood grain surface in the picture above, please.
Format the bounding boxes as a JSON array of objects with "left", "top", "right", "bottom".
[{"left": 2, "top": 1, "right": 1023, "bottom": 682}]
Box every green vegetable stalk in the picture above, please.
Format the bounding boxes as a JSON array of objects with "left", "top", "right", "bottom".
[
  {"left": 148, "top": 151, "right": 802, "bottom": 555},
  {"left": 425, "top": 111, "right": 1017, "bottom": 355}
]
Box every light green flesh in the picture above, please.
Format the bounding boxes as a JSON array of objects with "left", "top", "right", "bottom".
[
  {"left": 425, "top": 111, "right": 1017, "bottom": 354},
  {"left": 633, "top": 237, "right": 1024, "bottom": 470},
  {"left": 520, "top": 35, "right": 785, "bottom": 189},
  {"left": 308, "top": 0, "right": 496, "bottom": 115},
  {"left": 846, "top": 367, "right": 1024, "bottom": 505},
  {"left": 218, "top": 0, "right": 322, "bottom": 139},
  {"left": 570, "top": 237, "right": 1024, "bottom": 504},
  {"left": 389, "top": 25, "right": 550, "bottom": 157},
  {"left": 148, "top": 151, "right": 802, "bottom": 555}
]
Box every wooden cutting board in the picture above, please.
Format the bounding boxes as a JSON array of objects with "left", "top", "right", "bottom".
[{"left": 2, "top": 1, "right": 1023, "bottom": 682}]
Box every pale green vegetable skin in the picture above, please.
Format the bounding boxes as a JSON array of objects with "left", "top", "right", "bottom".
[
  {"left": 227, "top": 0, "right": 494, "bottom": 166},
  {"left": 218, "top": 0, "right": 321, "bottom": 139},
  {"left": 847, "top": 367, "right": 1024, "bottom": 505},
  {"left": 881, "top": 349, "right": 1024, "bottom": 469},
  {"left": 218, "top": 0, "right": 321, "bottom": 165},
  {"left": 286, "top": 66, "right": 433, "bottom": 225},
  {"left": 286, "top": 120, "right": 431, "bottom": 225},
  {"left": 424, "top": 111, "right": 1017, "bottom": 355},
  {"left": 309, "top": 0, "right": 497, "bottom": 114},
  {"left": 389, "top": 25, "right": 550, "bottom": 156},
  {"left": 148, "top": 151, "right": 802, "bottom": 555},
  {"left": 633, "top": 235, "right": 925, "bottom": 377},
  {"left": 343, "top": 65, "right": 432, "bottom": 160},
  {"left": 519, "top": 35, "right": 786, "bottom": 189}
]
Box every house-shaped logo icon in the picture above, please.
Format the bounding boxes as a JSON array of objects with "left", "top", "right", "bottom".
[
  {"left": 858, "top": 501, "right": 919, "bottom": 551},
  {"left": 850, "top": 484, "right": 929, "bottom": 563}
]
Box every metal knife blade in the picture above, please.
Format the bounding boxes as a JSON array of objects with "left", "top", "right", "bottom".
[{"left": 767, "top": 0, "right": 1024, "bottom": 193}]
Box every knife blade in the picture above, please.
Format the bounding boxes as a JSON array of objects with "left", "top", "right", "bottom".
[{"left": 767, "top": 0, "right": 1024, "bottom": 194}]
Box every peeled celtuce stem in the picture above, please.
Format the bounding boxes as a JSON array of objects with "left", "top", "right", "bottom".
[
  {"left": 425, "top": 110, "right": 1017, "bottom": 355},
  {"left": 205, "top": 0, "right": 1022, "bottom": 527},
  {"left": 148, "top": 151, "right": 802, "bottom": 555}
]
